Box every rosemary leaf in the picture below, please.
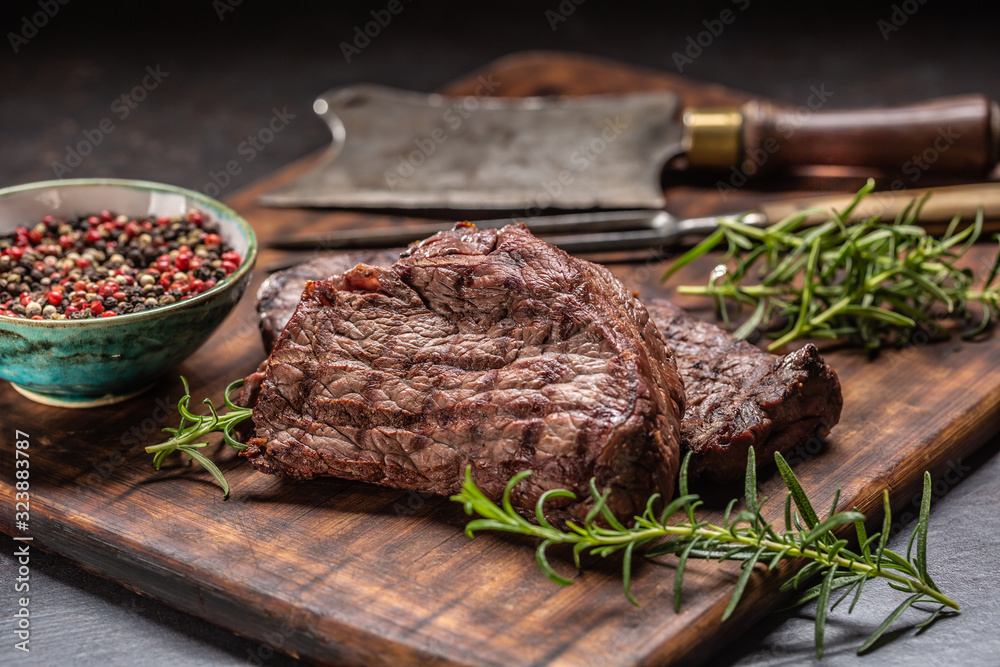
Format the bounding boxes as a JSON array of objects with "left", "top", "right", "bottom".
[
  {"left": 145, "top": 377, "right": 253, "bottom": 498},
  {"left": 815, "top": 563, "right": 839, "bottom": 658},
  {"left": 774, "top": 452, "right": 820, "bottom": 529},
  {"left": 450, "top": 446, "right": 961, "bottom": 658},
  {"left": 665, "top": 180, "right": 1000, "bottom": 350},
  {"left": 722, "top": 546, "right": 766, "bottom": 622},
  {"left": 915, "top": 471, "right": 932, "bottom": 583},
  {"left": 858, "top": 593, "right": 924, "bottom": 655},
  {"left": 674, "top": 537, "right": 700, "bottom": 613}
]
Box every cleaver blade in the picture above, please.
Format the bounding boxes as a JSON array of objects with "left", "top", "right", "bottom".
[{"left": 258, "top": 85, "right": 681, "bottom": 211}]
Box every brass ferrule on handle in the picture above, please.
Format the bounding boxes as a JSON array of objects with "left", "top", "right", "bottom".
[{"left": 682, "top": 108, "right": 743, "bottom": 168}]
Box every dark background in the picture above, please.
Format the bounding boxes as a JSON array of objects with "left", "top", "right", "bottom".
[
  {"left": 4, "top": 1, "right": 1000, "bottom": 194},
  {"left": 2, "top": 1, "right": 999, "bottom": 665}
]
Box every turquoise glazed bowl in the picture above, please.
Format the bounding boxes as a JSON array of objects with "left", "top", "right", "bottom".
[{"left": 0, "top": 179, "right": 257, "bottom": 407}]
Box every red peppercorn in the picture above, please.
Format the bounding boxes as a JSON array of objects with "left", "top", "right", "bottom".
[
  {"left": 30, "top": 315, "right": 42, "bottom": 320},
  {"left": 76, "top": 257, "right": 90, "bottom": 269},
  {"left": 19, "top": 293, "right": 32, "bottom": 306},
  {"left": 125, "top": 221, "right": 141, "bottom": 238},
  {"left": 90, "top": 301, "right": 103, "bottom": 315},
  {"left": 99, "top": 210, "right": 113, "bottom": 223},
  {"left": 112, "top": 291, "right": 127, "bottom": 301},
  {"left": 221, "top": 260, "right": 238, "bottom": 274},
  {"left": 203, "top": 233, "right": 221, "bottom": 247},
  {"left": 99, "top": 283, "right": 117, "bottom": 298},
  {"left": 59, "top": 234, "right": 75, "bottom": 249},
  {"left": 85, "top": 228, "right": 103, "bottom": 243},
  {"left": 190, "top": 279, "right": 205, "bottom": 293},
  {"left": 28, "top": 229, "right": 43, "bottom": 244},
  {"left": 156, "top": 216, "right": 171, "bottom": 226},
  {"left": 73, "top": 280, "right": 87, "bottom": 292},
  {"left": 87, "top": 215, "right": 100, "bottom": 226},
  {"left": 188, "top": 211, "right": 204, "bottom": 226},
  {"left": 174, "top": 254, "right": 190, "bottom": 271},
  {"left": 221, "top": 250, "right": 241, "bottom": 264},
  {"left": 101, "top": 311, "right": 116, "bottom": 317},
  {"left": 47, "top": 291, "right": 63, "bottom": 305},
  {"left": 8, "top": 246, "right": 24, "bottom": 260}
]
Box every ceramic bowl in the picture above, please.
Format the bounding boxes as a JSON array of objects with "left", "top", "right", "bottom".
[{"left": 0, "top": 179, "right": 257, "bottom": 408}]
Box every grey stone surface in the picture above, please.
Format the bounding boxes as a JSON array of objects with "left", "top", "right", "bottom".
[
  {"left": 0, "top": 545, "right": 299, "bottom": 666},
  {"left": 720, "top": 438, "right": 1000, "bottom": 667},
  {"left": 1, "top": 2, "right": 998, "bottom": 665}
]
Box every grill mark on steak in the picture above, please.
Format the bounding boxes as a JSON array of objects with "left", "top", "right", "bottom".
[
  {"left": 243, "top": 225, "right": 684, "bottom": 521},
  {"left": 645, "top": 299, "right": 842, "bottom": 483},
  {"left": 251, "top": 248, "right": 843, "bottom": 490},
  {"left": 255, "top": 249, "right": 404, "bottom": 351}
]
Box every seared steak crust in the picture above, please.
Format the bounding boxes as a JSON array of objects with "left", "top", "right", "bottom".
[
  {"left": 256, "top": 250, "right": 404, "bottom": 351},
  {"left": 243, "top": 225, "right": 684, "bottom": 521},
  {"left": 646, "top": 299, "right": 842, "bottom": 483}
]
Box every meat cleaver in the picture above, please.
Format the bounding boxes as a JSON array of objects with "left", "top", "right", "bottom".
[{"left": 259, "top": 85, "right": 1000, "bottom": 211}]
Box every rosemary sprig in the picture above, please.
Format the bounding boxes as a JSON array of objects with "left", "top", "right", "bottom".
[
  {"left": 144, "top": 376, "right": 252, "bottom": 499},
  {"left": 451, "top": 448, "right": 959, "bottom": 658},
  {"left": 662, "top": 179, "right": 1000, "bottom": 351}
]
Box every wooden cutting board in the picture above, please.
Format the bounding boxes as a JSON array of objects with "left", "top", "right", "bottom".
[{"left": 3, "top": 52, "right": 1000, "bottom": 666}]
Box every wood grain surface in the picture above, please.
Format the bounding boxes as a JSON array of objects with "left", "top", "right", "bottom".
[{"left": 2, "top": 52, "right": 1000, "bottom": 667}]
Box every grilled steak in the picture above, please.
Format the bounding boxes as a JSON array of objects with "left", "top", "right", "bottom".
[
  {"left": 241, "top": 224, "right": 685, "bottom": 521},
  {"left": 254, "top": 252, "right": 843, "bottom": 486},
  {"left": 256, "top": 250, "right": 404, "bottom": 351},
  {"left": 646, "top": 300, "right": 842, "bottom": 483}
]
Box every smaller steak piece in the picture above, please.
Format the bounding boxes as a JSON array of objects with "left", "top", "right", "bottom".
[
  {"left": 256, "top": 250, "right": 403, "bottom": 351},
  {"left": 646, "top": 299, "right": 842, "bottom": 483},
  {"left": 243, "top": 225, "right": 685, "bottom": 522}
]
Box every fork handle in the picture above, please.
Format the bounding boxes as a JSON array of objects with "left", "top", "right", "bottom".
[{"left": 758, "top": 182, "right": 1000, "bottom": 233}]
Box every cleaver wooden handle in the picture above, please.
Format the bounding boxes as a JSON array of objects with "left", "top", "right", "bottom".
[{"left": 684, "top": 95, "right": 1000, "bottom": 176}]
